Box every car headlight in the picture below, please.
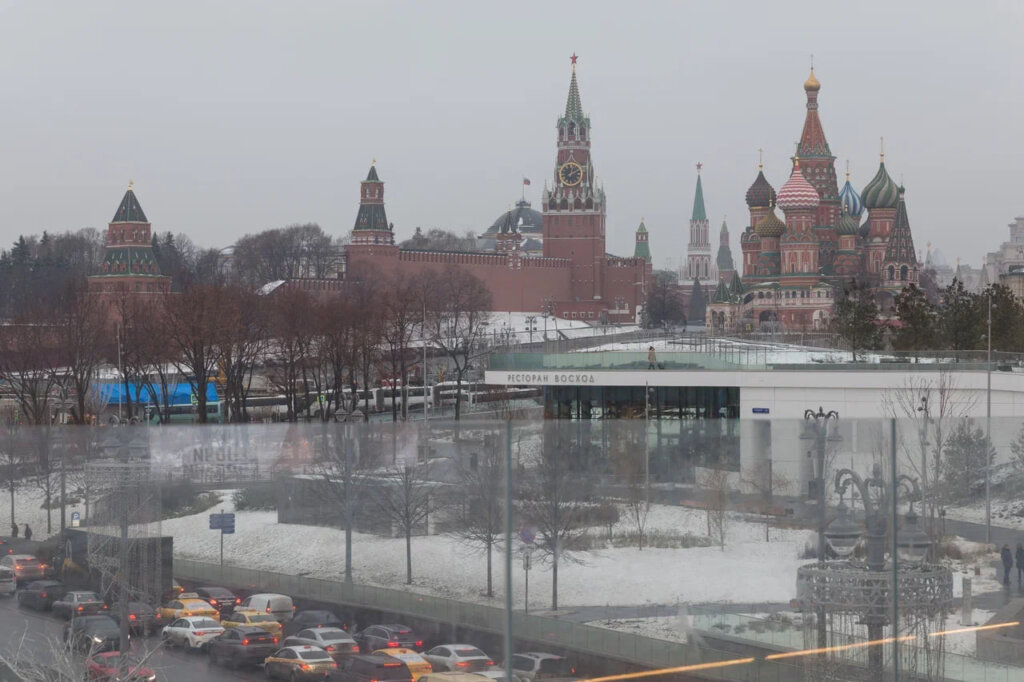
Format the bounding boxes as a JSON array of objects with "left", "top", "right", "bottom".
[{"left": 92, "top": 635, "right": 103, "bottom": 643}]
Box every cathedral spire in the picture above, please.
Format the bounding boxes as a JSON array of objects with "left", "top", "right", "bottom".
[
  {"left": 564, "top": 53, "right": 584, "bottom": 122},
  {"left": 797, "top": 67, "right": 831, "bottom": 159}
]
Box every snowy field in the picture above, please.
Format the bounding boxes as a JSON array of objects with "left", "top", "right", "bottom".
[
  {"left": 160, "top": 496, "right": 816, "bottom": 609},
  {"left": 945, "top": 497, "right": 1024, "bottom": 530}
]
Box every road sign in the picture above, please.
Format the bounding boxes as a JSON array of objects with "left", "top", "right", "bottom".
[
  {"left": 221, "top": 525, "right": 235, "bottom": 535},
  {"left": 209, "top": 512, "right": 235, "bottom": 530},
  {"left": 190, "top": 392, "right": 198, "bottom": 406},
  {"left": 519, "top": 526, "right": 536, "bottom": 544},
  {"left": 71, "top": 511, "right": 81, "bottom": 528},
  {"left": 522, "top": 550, "right": 531, "bottom": 571}
]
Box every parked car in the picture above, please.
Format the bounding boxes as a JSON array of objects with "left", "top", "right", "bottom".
[
  {"left": 264, "top": 644, "right": 337, "bottom": 680},
  {"left": 194, "top": 585, "right": 241, "bottom": 616},
  {"left": 1, "top": 554, "right": 46, "bottom": 584},
  {"left": 63, "top": 615, "right": 124, "bottom": 653},
  {"left": 509, "top": 654, "right": 576, "bottom": 681},
  {"left": 206, "top": 625, "right": 279, "bottom": 669},
  {"left": 160, "top": 616, "right": 225, "bottom": 650},
  {"left": 285, "top": 627, "right": 359, "bottom": 660},
  {"left": 0, "top": 566, "right": 15, "bottom": 596},
  {"left": 237, "top": 592, "right": 295, "bottom": 623},
  {"left": 84, "top": 651, "right": 156, "bottom": 681},
  {"left": 334, "top": 654, "right": 414, "bottom": 682},
  {"left": 111, "top": 601, "right": 163, "bottom": 636},
  {"left": 422, "top": 645, "right": 495, "bottom": 673},
  {"left": 284, "top": 609, "right": 347, "bottom": 636},
  {"left": 16, "top": 579, "right": 67, "bottom": 610},
  {"left": 158, "top": 593, "right": 220, "bottom": 621},
  {"left": 222, "top": 608, "right": 283, "bottom": 636},
  {"left": 354, "top": 624, "right": 423, "bottom": 652},
  {"left": 52, "top": 590, "right": 108, "bottom": 619},
  {"left": 374, "top": 648, "right": 432, "bottom": 681},
  {"left": 476, "top": 668, "right": 522, "bottom": 682}
]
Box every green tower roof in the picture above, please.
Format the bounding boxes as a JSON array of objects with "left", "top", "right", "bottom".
[{"left": 692, "top": 173, "right": 707, "bottom": 222}]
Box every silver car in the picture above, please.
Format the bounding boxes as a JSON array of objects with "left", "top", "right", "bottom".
[{"left": 283, "top": 627, "right": 359, "bottom": 660}]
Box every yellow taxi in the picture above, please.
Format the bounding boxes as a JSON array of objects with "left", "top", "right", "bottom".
[
  {"left": 222, "top": 608, "right": 283, "bottom": 636},
  {"left": 158, "top": 593, "right": 220, "bottom": 622},
  {"left": 376, "top": 648, "right": 433, "bottom": 681},
  {"left": 263, "top": 645, "right": 337, "bottom": 680}
]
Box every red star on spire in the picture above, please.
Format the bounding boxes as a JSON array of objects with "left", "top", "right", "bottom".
[
  {"left": 570, "top": 53, "right": 578, "bottom": 66},
  {"left": 696, "top": 162, "right": 703, "bottom": 174}
]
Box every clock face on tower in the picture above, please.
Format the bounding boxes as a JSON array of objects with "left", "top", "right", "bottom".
[{"left": 559, "top": 162, "right": 583, "bottom": 187}]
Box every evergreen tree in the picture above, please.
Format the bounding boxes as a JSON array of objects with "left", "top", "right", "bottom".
[
  {"left": 643, "top": 271, "right": 686, "bottom": 329},
  {"left": 891, "top": 284, "right": 936, "bottom": 357},
  {"left": 832, "top": 279, "right": 882, "bottom": 361},
  {"left": 687, "top": 277, "right": 707, "bottom": 323},
  {"left": 942, "top": 420, "right": 994, "bottom": 501},
  {"left": 938, "top": 279, "right": 983, "bottom": 360},
  {"left": 982, "top": 283, "right": 1024, "bottom": 353}
]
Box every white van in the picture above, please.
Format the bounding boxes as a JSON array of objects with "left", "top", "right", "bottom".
[
  {"left": 237, "top": 593, "right": 294, "bottom": 622},
  {"left": 0, "top": 566, "right": 15, "bottom": 596}
]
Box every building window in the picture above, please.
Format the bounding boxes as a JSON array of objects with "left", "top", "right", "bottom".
[
  {"left": 888, "top": 265, "right": 895, "bottom": 281},
  {"left": 900, "top": 265, "right": 908, "bottom": 281}
]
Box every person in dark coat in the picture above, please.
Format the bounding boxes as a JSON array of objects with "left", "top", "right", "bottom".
[
  {"left": 23, "top": 524, "right": 32, "bottom": 542},
  {"left": 1001, "top": 544, "right": 1013, "bottom": 585},
  {"left": 10, "top": 524, "right": 17, "bottom": 538},
  {"left": 1016, "top": 544, "right": 1024, "bottom": 584}
]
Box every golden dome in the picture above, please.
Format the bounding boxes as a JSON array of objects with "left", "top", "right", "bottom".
[{"left": 804, "top": 67, "right": 820, "bottom": 92}]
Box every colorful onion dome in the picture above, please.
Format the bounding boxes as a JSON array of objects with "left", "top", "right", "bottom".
[
  {"left": 754, "top": 206, "right": 786, "bottom": 238},
  {"left": 776, "top": 160, "right": 820, "bottom": 211},
  {"left": 837, "top": 205, "right": 860, "bottom": 236},
  {"left": 861, "top": 159, "right": 900, "bottom": 210},
  {"left": 745, "top": 169, "right": 777, "bottom": 208},
  {"left": 839, "top": 177, "right": 864, "bottom": 217},
  {"left": 804, "top": 67, "right": 820, "bottom": 92}
]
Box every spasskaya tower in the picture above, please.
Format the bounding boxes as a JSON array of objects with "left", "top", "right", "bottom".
[{"left": 542, "top": 54, "right": 607, "bottom": 312}]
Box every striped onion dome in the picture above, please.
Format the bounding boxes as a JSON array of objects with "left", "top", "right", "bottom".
[
  {"left": 839, "top": 178, "right": 864, "bottom": 217},
  {"left": 745, "top": 169, "right": 777, "bottom": 208},
  {"left": 861, "top": 160, "right": 900, "bottom": 210},
  {"left": 754, "top": 206, "right": 786, "bottom": 238},
  {"left": 776, "top": 161, "right": 820, "bottom": 211},
  {"left": 837, "top": 205, "right": 860, "bottom": 235}
]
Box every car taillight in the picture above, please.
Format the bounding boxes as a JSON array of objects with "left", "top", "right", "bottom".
[
  {"left": 102, "top": 604, "right": 108, "bottom": 610},
  {"left": 325, "top": 646, "right": 335, "bottom": 652},
  {"left": 40, "top": 592, "right": 47, "bottom": 598},
  {"left": 415, "top": 641, "right": 423, "bottom": 647},
  {"left": 301, "top": 664, "right": 311, "bottom": 671},
  {"left": 77, "top": 606, "right": 84, "bottom": 611},
  {"left": 353, "top": 646, "right": 360, "bottom": 653},
  {"left": 332, "top": 662, "right": 338, "bottom": 668},
  {"left": 266, "top": 607, "right": 271, "bottom": 613},
  {"left": 129, "top": 614, "right": 137, "bottom": 620},
  {"left": 487, "top": 661, "right": 495, "bottom": 666},
  {"left": 272, "top": 637, "right": 278, "bottom": 644},
  {"left": 195, "top": 631, "right": 206, "bottom": 636},
  {"left": 571, "top": 668, "right": 576, "bottom": 674},
  {"left": 387, "top": 641, "right": 399, "bottom": 647},
  {"left": 235, "top": 598, "right": 241, "bottom": 604},
  {"left": 456, "top": 662, "right": 471, "bottom": 668},
  {"left": 242, "top": 639, "right": 249, "bottom": 646},
  {"left": 209, "top": 599, "right": 218, "bottom": 605}
]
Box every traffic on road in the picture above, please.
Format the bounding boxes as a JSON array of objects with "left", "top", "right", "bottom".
[{"left": 1, "top": 577, "right": 579, "bottom": 682}]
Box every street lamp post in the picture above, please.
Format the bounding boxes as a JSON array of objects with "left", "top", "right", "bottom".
[
  {"left": 801, "top": 407, "right": 839, "bottom": 650},
  {"left": 985, "top": 291, "right": 992, "bottom": 544}
]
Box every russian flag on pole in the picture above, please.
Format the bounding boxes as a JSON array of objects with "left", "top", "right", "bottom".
[{"left": 522, "top": 177, "right": 531, "bottom": 186}]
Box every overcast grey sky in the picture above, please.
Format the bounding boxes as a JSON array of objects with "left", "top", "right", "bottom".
[{"left": 0, "top": 1, "right": 1021, "bottom": 270}]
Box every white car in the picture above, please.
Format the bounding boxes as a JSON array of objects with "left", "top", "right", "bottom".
[
  {"left": 477, "top": 669, "right": 523, "bottom": 682},
  {"left": 422, "top": 645, "right": 495, "bottom": 672},
  {"left": 161, "top": 616, "right": 225, "bottom": 650},
  {"left": 283, "top": 627, "right": 360, "bottom": 658}
]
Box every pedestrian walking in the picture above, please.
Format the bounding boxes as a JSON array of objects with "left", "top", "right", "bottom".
[
  {"left": 10, "top": 523, "right": 17, "bottom": 538},
  {"left": 1001, "top": 543, "right": 1013, "bottom": 585},
  {"left": 647, "top": 346, "right": 658, "bottom": 370},
  {"left": 23, "top": 524, "right": 32, "bottom": 542},
  {"left": 1016, "top": 543, "right": 1024, "bottom": 584}
]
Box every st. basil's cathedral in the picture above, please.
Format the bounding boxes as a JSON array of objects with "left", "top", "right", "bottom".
[{"left": 707, "top": 67, "right": 919, "bottom": 332}]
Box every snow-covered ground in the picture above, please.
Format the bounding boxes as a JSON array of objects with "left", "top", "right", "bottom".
[
  {"left": 159, "top": 496, "right": 816, "bottom": 608},
  {"left": 945, "top": 497, "right": 1024, "bottom": 530}
]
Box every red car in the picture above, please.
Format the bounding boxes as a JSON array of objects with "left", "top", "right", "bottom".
[{"left": 84, "top": 651, "right": 156, "bottom": 681}]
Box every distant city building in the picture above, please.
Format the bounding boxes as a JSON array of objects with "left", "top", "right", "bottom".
[
  {"left": 983, "top": 216, "right": 1024, "bottom": 284},
  {"left": 709, "top": 68, "right": 921, "bottom": 333},
  {"left": 343, "top": 57, "right": 652, "bottom": 320},
  {"left": 478, "top": 199, "right": 544, "bottom": 255}
]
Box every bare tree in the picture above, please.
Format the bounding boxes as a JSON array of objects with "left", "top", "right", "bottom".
[
  {"left": 608, "top": 421, "right": 649, "bottom": 550},
  {"left": 741, "top": 459, "right": 793, "bottom": 542},
  {"left": 346, "top": 267, "right": 383, "bottom": 422},
  {"left": 217, "top": 286, "right": 268, "bottom": 423},
  {"left": 266, "top": 287, "right": 316, "bottom": 421},
  {"left": 55, "top": 280, "right": 108, "bottom": 426},
  {"left": 375, "top": 459, "right": 438, "bottom": 585},
  {"left": 452, "top": 449, "right": 505, "bottom": 597},
  {"left": 519, "top": 427, "right": 590, "bottom": 610},
  {"left": 424, "top": 268, "right": 492, "bottom": 420},
  {"left": 379, "top": 272, "right": 424, "bottom": 422},
  {"left": 0, "top": 416, "right": 29, "bottom": 536},
  {"left": 162, "top": 284, "right": 226, "bottom": 423},
  {"left": 701, "top": 466, "right": 731, "bottom": 550},
  {"left": 0, "top": 316, "right": 64, "bottom": 426}
]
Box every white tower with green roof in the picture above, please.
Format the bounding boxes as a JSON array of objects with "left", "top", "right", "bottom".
[{"left": 687, "top": 164, "right": 714, "bottom": 284}]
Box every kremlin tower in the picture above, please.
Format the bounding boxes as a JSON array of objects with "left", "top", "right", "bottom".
[
  {"left": 88, "top": 183, "right": 171, "bottom": 296},
  {"left": 686, "top": 165, "right": 713, "bottom": 284}
]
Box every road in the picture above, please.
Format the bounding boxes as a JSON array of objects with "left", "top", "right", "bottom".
[{"left": 0, "top": 595, "right": 253, "bottom": 682}]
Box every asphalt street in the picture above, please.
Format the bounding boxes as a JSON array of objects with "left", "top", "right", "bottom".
[{"left": 0, "top": 595, "right": 254, "bottom": 681}]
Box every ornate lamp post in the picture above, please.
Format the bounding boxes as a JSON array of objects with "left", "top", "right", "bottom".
[
  {"left": 801, "top": 407, "right": 839, "bottom": 649},
  {"left": 799, "top": 464, "right": 950, "bottom": 680}
]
